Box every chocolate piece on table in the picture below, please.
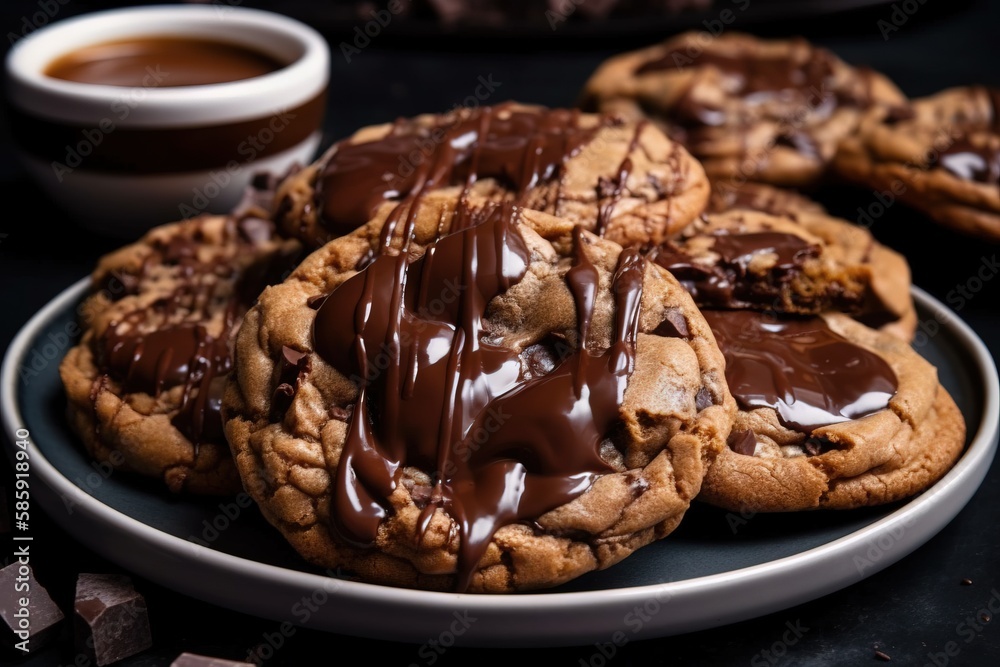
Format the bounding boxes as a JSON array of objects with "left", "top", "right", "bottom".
[
  {"left": 171, "top": 652, "right": 254, "bottom": 667},
  {"left": 0, "top": 563, "right": 64, "bottom": 652},
  {"left": 74, "top": 573, "right": 152, "bottom": 666}
]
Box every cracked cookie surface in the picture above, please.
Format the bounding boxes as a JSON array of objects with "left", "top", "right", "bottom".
[
  {"left": 59, "top": 185, "right": 302, "bottom": 495},
  {"left": 223, "top": 193, "right": 736, "bottom": 592},
  {"left": 580, "top": 32, "right": 906, "bottom": 187},
  {"left": 697, "top": 311, "right": 965, "bottom": 512},
  {"left": 273, "top": 101, "right": 709, "bottom": 250},
  {"left": 834, "top": 86, "right": 1000, "bottom": 241}
]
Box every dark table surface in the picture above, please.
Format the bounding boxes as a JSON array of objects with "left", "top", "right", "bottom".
[{"left": 2, "top": 1, "right": 999, "bottom": 665}]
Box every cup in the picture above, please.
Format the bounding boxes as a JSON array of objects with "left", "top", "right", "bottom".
[{"left": 5, "top": 5, "right": 330, "bottom": 237}]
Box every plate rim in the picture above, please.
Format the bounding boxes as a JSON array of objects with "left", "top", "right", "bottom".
[{"left": 2, "top": 278, "right": 997, "bottom": 646}]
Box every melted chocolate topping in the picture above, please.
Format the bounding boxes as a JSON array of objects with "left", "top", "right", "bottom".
[
  {"left": 100, "top": 323, "right": 228, "bottom": 397},
  {"left": 932, "top": 139, "right": 1000, "bottom": 184},
  {"left": 920, "top": 86, "right": 1000, "bottom": 185},
  {"left": 702, "top": 310, "right": 897, "bottom": 433},
  {"left": 311, "top": 204, "right": 646, "bottom": 591},
  {"left": 636, "top": 43, "right": 837, "bottom": 95},
  {"left": 635, "top": 40, "right": 869, "bottom": 163},
  {"left": 93, "top": 183, "right": 298, "bottom": 448},
  {"left": 316, "top": 104, "right": 604, "bottom": 238},
  {"left": 100, "top": 322, "right": 232, "bottom": 443},
  {"left": 650, "top": 231, "right": 820, "bottom": 310}
]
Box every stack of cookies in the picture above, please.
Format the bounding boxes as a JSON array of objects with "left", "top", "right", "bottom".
[
  {"left": 581, "top": 31, "right": 1000, "bottom": 241},
  {"left": 60, "top": 33, "right": 973, "bottom": 594}
]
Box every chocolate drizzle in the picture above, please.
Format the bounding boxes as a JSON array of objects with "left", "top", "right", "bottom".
[
  {"left": 650, "top": 231, "right": 820, "bottom": 310},
  {"left": 316, "top": 104, "right": 605, "bottom": 238},
  {"left": 595, "top": 121, "right": 646, "bottom": 236},
  {"left": 702, "top": 310, "right": 897, "bottom": 433},
  {"left": 311, "top": 204, "right": 646, "bottom": 590}
]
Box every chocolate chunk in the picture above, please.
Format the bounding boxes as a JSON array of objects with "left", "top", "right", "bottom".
[
  {"left": 101, "top": 269, "right": 140, "bottom": 301},
  {"left": 269, "top": 346, "right": 312, "bottom": 420},
  {"left": 883, "top": 105, "right": 915, "bottom": 125},
  {"left": 330, "top": 405, "right": 353, "bottom": 421},
  {"left": 628, "top": 474, "right": 650, "bottom": 499},
  {"left": 273, "top": 194, "right": 293, "bottom": 224},
  {"left": 0, "top": 563, "right": 64, "bottom": 652},
  {"left": 727, "top": 429, "right": 757, "bottom": 456},
  {"left": 961, "top": 578, "right": 974, "bottom": 586},
  {"left": 236, "top": 216, "right": 275, "bottom": 245},
  {"left": 695, "top": 386, "right": 713, "bottom": 411},
  {"left": 233, "top": 172, "right": 279, "bottom": 219},
  {"left": 803, "top": 437, "right": 835, "bottom": 456},
  {"left": 652, "top": 308, "right": 691, "bottom": 339},
  {"left": 171, "top": 653, "right": 254, "bottom": 666},
  {"left": 160, "top": 234, "right": 199, "bottom": 265},
  {"left": 520, "top": 337, "right": 572, "bottom": 379},
  {"left": 74, "top": 573, "right": 152, "bottom": 666}
]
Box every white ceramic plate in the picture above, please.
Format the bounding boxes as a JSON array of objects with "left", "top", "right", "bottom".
[{"left": 2, "top": 279, "right": 996, "bottom": 647}]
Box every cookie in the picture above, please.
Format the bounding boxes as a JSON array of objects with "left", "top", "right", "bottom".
[
  {"left": 834, "top": 86, "right": 1000, "bottom": 241},
  {"left": 59, "top": 183, "right": 302, "bottom": 495},
  {"left": 223, "top": 192, "right": 736, "bottom": 593},
  {"left": 707, "top": 180, "right": 826, "bottom": 218},
  {"left": 580, "top": 32, "right": 906, "bottom": 188},
  {"left": 697, "top": 310, "right": 965, "bottom": 512},
  {"left": 648, "top": 209, "right": 917, "bottom": 339},
  {"left": 273, "top": 101, "right": 710, "bottom": 250}
]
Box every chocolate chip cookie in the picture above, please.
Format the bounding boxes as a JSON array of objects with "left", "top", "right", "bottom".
[
  {"left": 273, "top": 101, "right": 710, "bottom": 250},
  {"left": 697, "top": 310, "right": 965, "bottom": 512},
  {"left": 223, "top": 192, "right": 736, "bottom": 592},
  {"left": 59, "top": 183, "right": 302, "bottom": 494},
  {"left": 648, "top": 209, "right": 917, "bottom": 340},
  {"left": 707, "top": 180, "right": 826, "bottom": 218},
  {"left": 834, "top": 86, "right": 1000, "bottom": 241},
  {"left": 580, "top": 32, "right": 906, "bottom": 188}
]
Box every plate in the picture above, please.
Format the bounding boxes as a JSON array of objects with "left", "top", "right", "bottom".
[{"left": 2, "top": 279, "right": 997, "bottom": 647}]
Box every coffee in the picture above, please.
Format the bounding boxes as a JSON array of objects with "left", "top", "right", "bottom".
[{"left": 45, "top": 37, "right": 285, "bottom": 87}]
